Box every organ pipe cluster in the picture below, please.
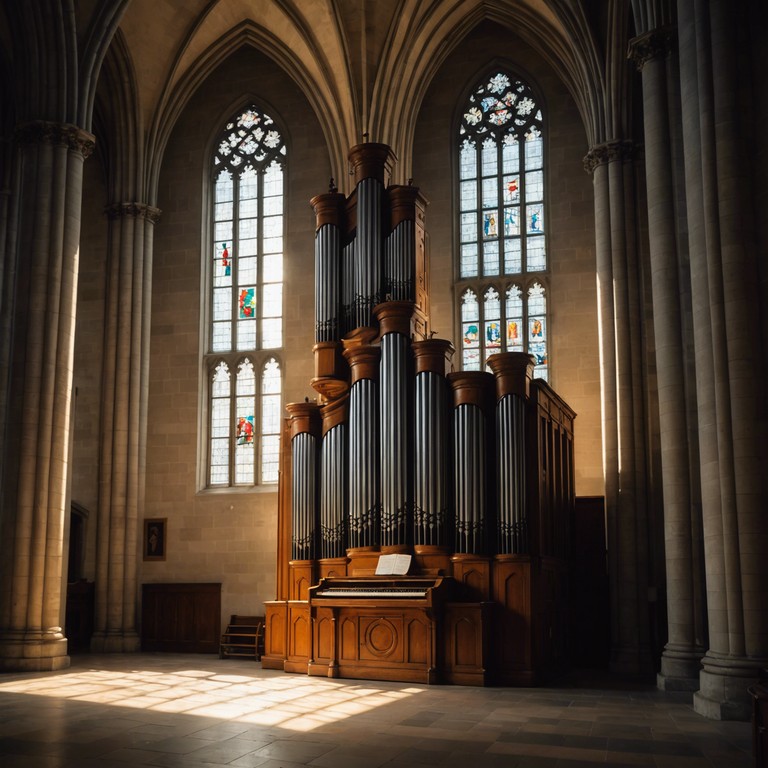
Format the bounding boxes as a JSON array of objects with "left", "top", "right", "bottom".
[{"left": 289, "top": 143, "right": 541, "bottom": 563}]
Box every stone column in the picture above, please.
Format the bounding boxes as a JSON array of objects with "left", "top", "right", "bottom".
[
  {"left": 584, "top": 141, "right": 654, "bottom": 678},
  {"left": 91, "top": 202, "right": 160, "bottom": 653},
  {"left": 0, "top": 121, "right": 94, "bottom": 670},
  {"left": 629, "top": 26, "right": 705, "bottom": 691},
  {"left": 677, "top": 0, "right": 768, "bottom": 720}
]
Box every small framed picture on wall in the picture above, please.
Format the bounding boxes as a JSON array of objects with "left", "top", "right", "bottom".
[{"left": 143, "top": 518, "right": 167, "bottom": 561}]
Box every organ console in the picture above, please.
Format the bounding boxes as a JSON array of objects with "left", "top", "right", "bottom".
[{"left": 262, "top": 142, "right": 576, "bottom": 686}]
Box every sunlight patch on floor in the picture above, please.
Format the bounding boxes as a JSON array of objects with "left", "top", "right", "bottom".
[{"left": 0, "top": 665, "right": 423, "bottom": 732}]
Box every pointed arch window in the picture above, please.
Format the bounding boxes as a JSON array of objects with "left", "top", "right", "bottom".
[
  {"left": 456, "top": 71, "right": 549, "bottom": 379},
  {"left": 205, "top": 105, "right": 285, "bottom": 487}
]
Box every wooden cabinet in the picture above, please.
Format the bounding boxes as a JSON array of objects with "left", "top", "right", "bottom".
[{"left": 141, "top": 583, "right": 221, "bottom": 653}]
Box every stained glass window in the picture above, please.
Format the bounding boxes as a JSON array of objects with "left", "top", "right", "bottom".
[
  {"left": 206, "top": 105, "right": 285, "bottom": 486},
  {"left": 456, "top": 72, "right": 549, "bottom": 379}
]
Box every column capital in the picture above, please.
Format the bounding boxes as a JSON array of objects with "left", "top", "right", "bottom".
[
  {"left": 628, "top": 26, "right": 677, "bottom": 71},
  {"left": 583, "top": 140, "right": 636, "bottom": 174},
  {"left": 104, "top": 202, "right": 162, "bottom": 223},
  {"left": 14, "top": 120, "right": 95, "bottom": 158}
]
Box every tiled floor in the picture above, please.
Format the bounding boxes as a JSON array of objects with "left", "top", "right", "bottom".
[{"left": 0, "top": 654, "right": 753, "bottom": 767}]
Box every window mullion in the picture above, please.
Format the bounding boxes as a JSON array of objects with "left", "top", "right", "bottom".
[
  {"left": 232, "top": 168, "right": 240, "bottom": 352},
  {"left": 256, "top": 170, "right": 263, "bottom": 351},
  {"left": 254, "top": 373, "right": 262, "bottom": 485}
]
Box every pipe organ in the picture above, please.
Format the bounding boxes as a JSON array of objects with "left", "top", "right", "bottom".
[{"left": 263, "top": 143, "right": 576, "bottom": 685}]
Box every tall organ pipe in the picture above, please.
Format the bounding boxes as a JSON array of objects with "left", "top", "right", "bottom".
[
  {"left": 412, "top": 339, "right": 454, "bottom": 548},
  {"left": 384, "top": 219, "right": 415, "bottom": 301},
  {"left": 291, "top": 432, "right": 317, "bottom": 559},
  {"left": 496, "top": 394, "right": 527, "bottom": 553},
  {"left": 320, "top": 396, "right": 348, "bottom": 559},
  {"left": 375, "top": 302, "right": 414, "bottom": 548},
  {"left": 449, "top": 372, "right": 495, "bottom": 555},
  {"left": 344, "top": 344, "right": 381, "bottom": 549},
  {"left": 314, "top": 225, "right": 340, "bottom": 342},
  {"left": 311, "top": 190, "right": 345, "bottom": 342},
  {"left": 347, "top": 143, "right": 396, "bottom": 332},
  {"left": 320, "top": 424, "right": 347, "bottom": 558},
  {"left": 354, "top": 177, "right": 383, "bottom": 329},
  {"left": 286, "top": 402, "right": 321, "bottom": 561},
  {"left": 487, "top": 353, "right": 535, "bottom": 555}
]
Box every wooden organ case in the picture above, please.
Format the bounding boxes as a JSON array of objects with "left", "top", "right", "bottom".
[{"left": 262, "top": 143, "right": 576, "bottom": 686}]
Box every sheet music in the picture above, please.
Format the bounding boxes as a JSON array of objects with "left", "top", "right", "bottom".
[{"left": 375, "top": 553, "right": 412, "bottom": 576}]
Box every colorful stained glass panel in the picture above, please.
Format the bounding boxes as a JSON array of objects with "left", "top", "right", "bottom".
[
  {"left": 527, "top": 204, "right": 544, "bottom": 234},
  {"left": 503, "top": 207, "right": 519, "bottom": 236},
  {"left": 236, "top": 415, "right": 255, "bottom": 444},
  {"left": 485, "top": 321, "right": 502, "bottom": 348},
  {"left": 463, "top": 322, "right": 480, "bottom": 348},
  {"left": 483, "top": 211, "right": 498, "bottom": 238},
  {"left": 239, "top": 288, "right": 256, "bottom": 319},
  {"left": 503, "top": 175, "right": 520, "bottom": 203}
]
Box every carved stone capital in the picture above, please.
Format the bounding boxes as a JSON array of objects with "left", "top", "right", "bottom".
[
  {"left": 583, "top": 140, "right": 635, "bottom": 174},
  {"left": 104, "top": 202, "right": 162, "bottom": 223},
  {"left": 14, "top": 121, "right": 96, "bottom": 158},
  {"left": 628, "top": 26, "right": 677, "bottom": 71}
]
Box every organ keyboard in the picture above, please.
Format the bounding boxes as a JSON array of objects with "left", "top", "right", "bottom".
[{"left": 309, "top": 576, "right": 453, "bottom": 605}]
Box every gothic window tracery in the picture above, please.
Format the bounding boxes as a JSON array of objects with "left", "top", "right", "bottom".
[
  {"left": 205, "top": 105, "right": 285, "bottom": 486},
  {"left": 456, "top": 71, "right": 549, "bottom": 380}
]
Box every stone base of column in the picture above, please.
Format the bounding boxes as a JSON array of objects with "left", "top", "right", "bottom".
[
  {"left": 0, "top": 631, "right": 70, "bottom": 671},
  {"left": 90, "top": 631, "right": 141, "bottom": 654},
  {"left": 693, "top": 652, "right": 766, "bottom": 721},
  {"left": 657, "top": 644, "right": 703, "bottom": 691}
]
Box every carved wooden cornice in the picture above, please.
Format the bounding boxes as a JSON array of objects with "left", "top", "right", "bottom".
[
  {"left": 628, "top": 26, "right": 677, "bottom": 71},
  {"left": 104, "top": 202, "right": 162, "bottom": 223},
  {"left": 14, "top": 121, "right": 96, "bottom": 158},
  {"left": 582, "top": 140, "right": 636, "bottom": 174}
]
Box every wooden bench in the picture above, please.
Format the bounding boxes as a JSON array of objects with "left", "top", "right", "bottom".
[{"left": 219, "top": 615, "right": 265, "bottom": 660}]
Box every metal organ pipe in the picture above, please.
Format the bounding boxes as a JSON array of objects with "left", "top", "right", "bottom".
[
  {"left": 320, "top": 422, "right": 347, "bottom": 558},
  {"left": 342, "top": 239, "right": 355, "bottom": 337},
  {"left": 314, "top": 225, "right": 340, "bottom": 342},
  {"left": 291, "top": 431, "right": 317, "bottom": 560},
  {"left": 379, "top": 331, "right": 411, "bottom": 547},
  {"left": 414, "top": 371, "right": 449, "bottom": 546},
  {"left": 412, "top": 339, "right": 454, "bottom": 548},
  {"left": 487, "top": 352, "right": 536, "bottom": 556},
  {"left": 354, "top": 178, "right": 383, "bottom": 329},
  {"left": 449, "top": 372, "right": 494, "bottom": 555},
  {"left": 344, "top": 344, "right": 381, "bottom": 549},
  {"left": 496, "top": 394, "right": 527, "bottom": 554},
  {"left": 384, "top": 219, "right": 415, "bottom": 301}
]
